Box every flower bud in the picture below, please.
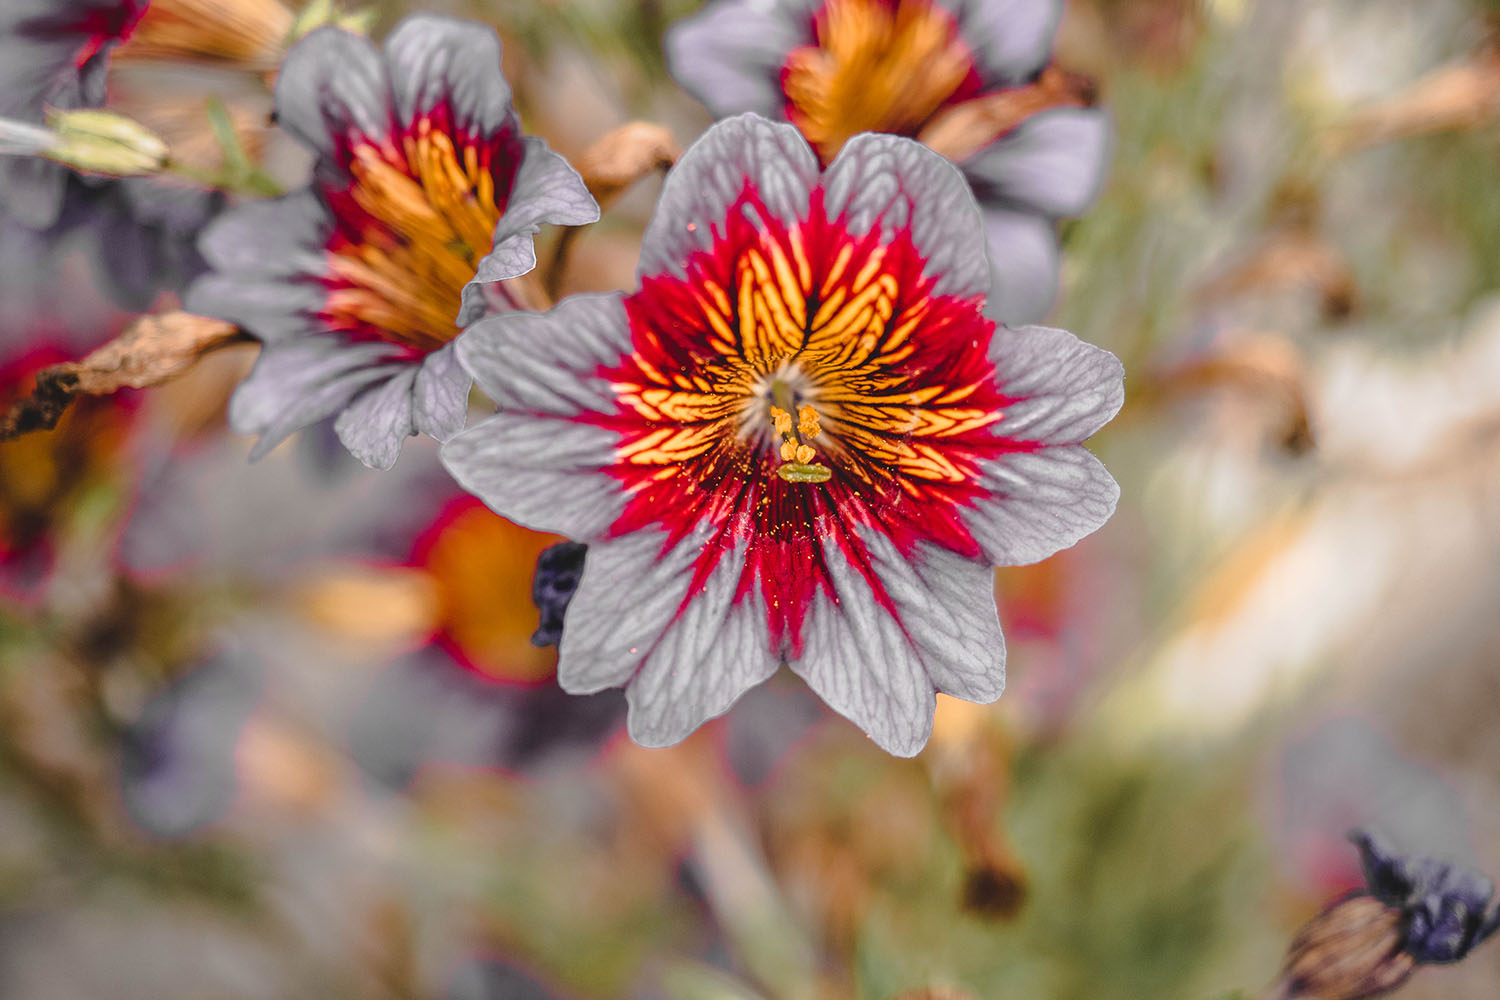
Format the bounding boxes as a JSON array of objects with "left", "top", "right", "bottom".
[
  {"left": 42, "top": 109, "right": 169, "bottom": 177},
  {"left": 1277, "top": 895, "right": 1416, "bottom": 1000},
  {"left": 531, "top": 541, "right": 587, "bottom": 647}
]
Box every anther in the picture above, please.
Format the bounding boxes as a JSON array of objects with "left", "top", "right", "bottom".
[{"left": 798, "top": 404, "right": 821, "bottom": 438}]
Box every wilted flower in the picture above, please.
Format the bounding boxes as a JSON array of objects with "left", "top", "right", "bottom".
[
  {"left": 665, "top": 0, "right": 1108, "bottom": 325},
  {"left": 186, "top": 15, "right": 599, "bottom": 469},
  {"left": 1273, "top": 829, "right": 1500, "bottom": 1000},
  {"left": 0, "top": 344, "right": 135, "bottom": 592},
  {"left": 442, "top": 113, "right": 1121, "bottom": 756}
]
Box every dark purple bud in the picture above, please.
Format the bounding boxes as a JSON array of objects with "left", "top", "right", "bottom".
[
  {"left": 530, "top": 541, "right": 587, "bottom": 647},
  {"left": 1349, "top": 828, "right": 1499, "bottom": 964}
]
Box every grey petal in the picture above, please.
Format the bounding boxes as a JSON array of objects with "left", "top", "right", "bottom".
[
  {"left": 184, "top": 192, "right": 333, "bottom": 343},
  {"left": 556, "top": 525, "right": 779, "bottom": 750},
  {"left": 637, "top": 112, "right": 818, "bottom": 282},
  {"left": 790, "top": 539, "right": 940, "bottom": 757},
  {"left": 860, "top": 534, "right": 1007, "bottom": 704},
  {"left": 273, "top": 25, "right": 392, "bottom": 164},
  {"left": 439, "top": 411, "right": 624, "bottom": 540},
  {"left": 333, "top": 365, "right": 418, "bottom": 470},
  {"left": 963, "top": 107, "right": 1111, "bottom": 217},
  {"left": 383, "top": 14, "right": 513, "bottom": 139},
  {"left": 412, "top": 342, "right": 471, "bottom": 441},
  {"left": 664, "top": 0, "right": 811, "bottom": 118},
  {"left": 195, "top": 190, "right": 328, "bottom": 278},
  {"left": 454, "top": 292, "right": 631, "bottom": 416},
  {"left": 980, "top": 206, "right": 1059, "bottom": 326},
  {"left": 621, "top": 538, "right": 780, "bottom": 748},
  {"left": 956, "top": 0, "right": 1063, "bottom": 86},
  {"left": 457, "top": 136, "right": 598, "bottom": 325},
  {"left": 0, "top": 155, "right": 68, "bottom": 231},
  {"left": 964, "top": 446, "right": 1120, "bottom": 566},
  {"left": 184, "top": 274, "right": 326, "bottom": 346},
  {"left": 990, "top": 323, "right": 1124, "bottom": 443},
  {"left": 823, "top": 131, "right": 991, "bottom": 299},
  {"left": 229, "top": 338, "right": 400, "bottom": 459},
  {"left": 557, "top": 529, "right": 705, "bottom": 694}
]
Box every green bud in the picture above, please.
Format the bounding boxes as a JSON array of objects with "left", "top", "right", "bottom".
[
  {"left": 287, "top": 0, "right": 376, "bottom": 42},
  {"left": 43, "top": 109, "right": 169, "bottom": 177}
]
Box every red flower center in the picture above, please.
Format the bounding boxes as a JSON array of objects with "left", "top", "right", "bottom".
[
  {"left": 318, "top": 110, "right": 525, "bottom": 356},
  {"left": 596, "top": 185, "right": 1031, "bottom": 655}
]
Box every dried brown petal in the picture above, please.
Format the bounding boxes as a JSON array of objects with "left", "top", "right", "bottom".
[
  {"left": 919, "top": 65, "right": 1097, "bottom": 163},
  {"left": 0, "top": 312, "right": 246, "bottom": 441},
  {"left": 574, "top": 121, "right": 681, "bottom": 207}
]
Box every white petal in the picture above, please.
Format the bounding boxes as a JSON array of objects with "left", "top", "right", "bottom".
[
  {"left": 412, "top": 342, "right": 471, "bottom": 441},
  {"left": 963, "top": 107, "right": 1111, "bottom": 218},
  {"left": 439, "top": 411, "right": 624, "bottom": 539},
  {"left": 965, "top": 446, "right": 1120, "bottom": 566},
  {"left": 228, "top": 338, "right": 400, "bottom": 459},
  {"left": 991, "top": 323, "right": 1125, "bottom": 444},
  {"left": 980, "top": 206, "right": 1060, "bottom": 326},
  {"left": 637, "top": 113, "right": 818, "bottom": 281},
  {"left": 334, "top": 366, "right": 419, "bottom": 470},
  {"left": 824, "top": 131, "right": 992, "bottom": 299},
  {"left": 454, "top": 293, "right": 630, "bottom": 416}
]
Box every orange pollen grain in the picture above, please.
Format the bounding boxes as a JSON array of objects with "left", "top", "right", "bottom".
[
  {"left": 783, "top": 0, "right": 974, "bottom": 162},
  {"left": 323, "top": 128, "right": 504, "bottom": 354}
]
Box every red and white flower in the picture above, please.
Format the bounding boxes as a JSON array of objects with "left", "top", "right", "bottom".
[
  {"left": 186, "top": 15, "right": 598, "bottom": 469},
  {"left": 666, "top": 0, "right": 1109, "bottom": 325},
  {"left": 442, "top": 114, "right": 1122, "bottom": 756}
]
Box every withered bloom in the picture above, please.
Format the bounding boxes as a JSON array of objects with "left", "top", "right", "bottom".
[
  {"left": 442, "top": 114, "right": 1122, "bottom": 756},
  {"left": 666, "top": 0, "right": 1108, "bottom": 325},
  {"left": 187, "top": 15, "right": 599, "bottom": 468},
  {"left": 1273, "top": 830, "right": 1500, "bottom": 1000}
]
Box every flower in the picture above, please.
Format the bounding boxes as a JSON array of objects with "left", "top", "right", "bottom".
[
  {"left": 1351, "top": 829, "right": 1500, "bottom": 965},
  {"left": 441, "top": 113, "right": 1122, "bottom": 756},
  {"left": 186, "top": 15, "right": 600, "bottom": 469},
  {"left": 665, "top": 0, "right": 1108, "bottom": 326},
  {"left": 1274, "top": 830, "right": 1500, "bottom": 1000}
]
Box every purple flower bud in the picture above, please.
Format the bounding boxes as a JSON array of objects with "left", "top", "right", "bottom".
[{"left": 530, "top": 541, "right": 587, "bottom": 647}]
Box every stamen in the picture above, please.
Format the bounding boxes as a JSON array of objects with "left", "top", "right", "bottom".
[
  {"left": 323, "top": 129, "right": 507, "bottom": 352},
  {"left": 798, "top": 404, "right": 821, "bottom": 439},
  {"left": 766, "top": 381, "right": 831, "bottom": 484},
  {"left": 782, "top": 0, "right": 974, "bottom": 161}
]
